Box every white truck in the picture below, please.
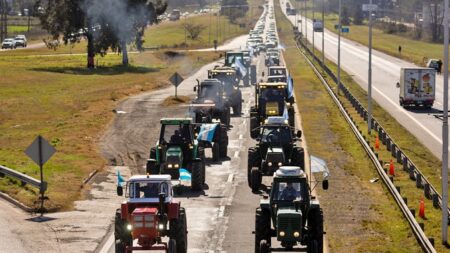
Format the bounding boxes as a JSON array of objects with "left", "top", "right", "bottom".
[
  {"left": 313, "top": 20, "right": 323, "bottom": 32},
  {"left": 169, "top": 9, "right": 181, "bottom": 21},
  {"left": 396, "top": 68, "right": 436, "bottom": 108}
]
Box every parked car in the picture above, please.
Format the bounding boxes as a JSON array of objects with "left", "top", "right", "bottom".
[{"left": 1, "top": 38, "right": 16, "bottom": 49}]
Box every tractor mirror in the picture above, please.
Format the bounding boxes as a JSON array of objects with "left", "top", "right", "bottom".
[
  {"left": 396, "top": 82, "right": 400, "bottom": 88},
  {"left": 296, "top": 130, "right": 302, "bottom": 138},
  {"left": 117, "top": 185, "right": 123, "bottom": 196},
  {"left": 322, "top": 180, "right": 329, "bottom": 190}
]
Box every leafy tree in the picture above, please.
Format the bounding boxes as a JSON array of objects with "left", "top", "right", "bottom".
[
  {"left": 341, "top": 6, "right": 351, "bottom": 26},
  {"left": 184, "top": 23, "right": 206, "bottom": 40},
  {"left": 220, "top": 0, "right": 249, "bottom": 24},
  {"left": 352, "top": 4, "right": 363, "bottom": 25},
  {"left": 36, "top": 0, "right": 167, "bottom": 67}
]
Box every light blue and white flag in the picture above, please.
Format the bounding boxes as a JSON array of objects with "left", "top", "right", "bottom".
[
  {"left": 235, "top": 58, "right": 248, "bottom": 77},
  {"left": 282, "top": 107, "right": 289, "bottom": 121},
  {"left": 287, "top": 75, "right": 294, "bottom": 99},
  {"left": 179, "top": 168, "right": 192, "bottom": 181},
  {"left": 117, "top": 170, "right": 125, "bottom": 186},
  {"left": 197, "top": 123, "right": 218, "bottom": 143}
]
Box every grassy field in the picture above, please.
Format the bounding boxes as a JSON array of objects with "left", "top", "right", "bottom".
[
  {"left": 276, "top": 2, "right": 422, "bottom": 252},
  {"left": 0, "top": 50, "right": 221, "bottom": 211},
  {"left": 144, "top": 0, "right": 264, "bottom": 49},
  {"left": 305, "top": 11, "right": 444, "bottom": 68}
]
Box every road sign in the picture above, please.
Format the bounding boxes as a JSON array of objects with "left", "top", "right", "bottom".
[
  {"left": 362, "top": 4, "right": 377, "bottom": 12},
  {"left": 341, "top": 27, "right": 350, "bottom": 33},
  {"left": 169, "top": 72, "right": 184, "bottom": 88},
  {"left": 25, "top": 135, "right": 55, "bottom": 167}
]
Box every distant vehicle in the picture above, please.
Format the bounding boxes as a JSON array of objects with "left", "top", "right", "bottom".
[
  {"left": 396, "top": 68, "right": 436, "bottom": 108},
  {"left": 1, "top": 38, "right": 16, "bottom": 49},
  {"left": 14, "top": 36, "right": 27, "bottom": 48},
  {"left": 426, "top": 59, "right": 440, "bottom": 72},
  {"left": 286, "top": 8, "right": 296, "bottom": 16},
  {"left": 169, "top": 9, "right": 181, "bottom": 21},
  {"left": 313, "top": 20, "right": 324, "bottom": 32}
]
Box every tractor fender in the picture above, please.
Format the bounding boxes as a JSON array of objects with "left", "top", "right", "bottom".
[
  {"left": 259, "top": 198, "right": 270, "bottom": 210},
  {"left": 309, "top": 199, "right": 321, "bottom": 209}
]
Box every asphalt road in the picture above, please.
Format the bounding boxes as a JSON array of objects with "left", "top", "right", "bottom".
[{"left": 284, "top": 0, "right": 449, "bottom": 160}]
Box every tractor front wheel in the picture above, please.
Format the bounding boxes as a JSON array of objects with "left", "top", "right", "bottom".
[
  {"left": 308, "top": 208, "right": 324, "bottom": 253},
  {"left": 212, "top": 143, "right": 220, "bottom": 162},
  {"left": 191, "top": 162, "right": 203, "bottom": 191},
  {"left": 114, "top": 209, "right": 131, "bottom": 253},
  {"left": 260, "top": 240, "right": 270, "bottom": 253},
  {"left": 291, "top": 147, "right": 305, "bottom": 170},
  {"left": 219, "top": 125, "right": 228, "bottom": 158},
  {"left": 170, "top": 207, "right": 188, "bottom": 253},
  {"left": 250, "top": 117, "right": 260, "bottom": 139},
  {"left": 247, "top": 148, "right": 260, "bottom": 188},
  {"left": 168, "top": 239, "right": 177, "bottom": 253},
  {"left": 251, "top": 168, "right": 262, "bottom": 192}
]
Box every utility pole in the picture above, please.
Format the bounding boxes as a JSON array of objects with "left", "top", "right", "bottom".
[
  {"left": 442, "top": 0, "right": 449, "bottom": 245},
  {"left": 337, "top": 0, "right": 342, "bottom": 95},
  {"left": 368, "top": 0, "right": 373, "bottom": 134},
  {"left": 322, "top": 0, "right": 325, "bottom": 65},
  {"left": 304, "top": 0, "right": 307, "bottom": 44},
  {"left": 208, "top": 9, "right": 212, "bottom": 46},
  {"left": 312, "top": 0, "right": 315, "bottom": 55}
]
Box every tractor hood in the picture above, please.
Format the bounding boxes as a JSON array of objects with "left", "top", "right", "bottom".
[
  {"left": 166, "top": 146, "right": 183, "bottom": 168},
  {"left": 276, "top": 207, "right": 302, "bottom": 242}
]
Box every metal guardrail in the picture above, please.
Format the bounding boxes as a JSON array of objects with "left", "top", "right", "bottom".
[
  {"left": 0, "top": 165, "right": 45, "bottom": 192},
  {"left": 294, "top": 35, "right": 437, "bottom": 252}
]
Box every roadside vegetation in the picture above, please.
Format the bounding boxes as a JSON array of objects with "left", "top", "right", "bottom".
[
  {"left": 0, "top": 50, "right": 221, "bottom": 211},
  {"left": 276, "top": 1, "right": 422, "bottom": 252}
]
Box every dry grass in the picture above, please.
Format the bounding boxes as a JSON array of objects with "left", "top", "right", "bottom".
[{"left": 161, "top": 95, "right": 191, "bottom": 106}]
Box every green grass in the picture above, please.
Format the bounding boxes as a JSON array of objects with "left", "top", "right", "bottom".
[
  {"left": 7, "top": 25, "right": 32, "bottom": 34},
  {"left": 276, "top": 1, "right": 422, "bottom": 252},
  {"left": 0, "top": 50, "right": 222, "bottom": 211},
  {"left": 305, "top": 11, "right": 444, "bottom": 68},
  {"left": 144, "top": 0, "right": 264, "bottom": 49}
]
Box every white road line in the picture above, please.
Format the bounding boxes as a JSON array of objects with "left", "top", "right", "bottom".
[
  {"left": 227, "top": 173, "right": 234, "bottom": 183},
  {"left": 233, "top": 151, "right": 239, "bottom": 158},
  {"left": 218, "top": 206, "right": 225, "bottom": 217},
  {"left": 98, "top": 233, "right": 114, "bottom": 253},
  {"left": 239, "top": 134, "right": 243, "bottom": 140}
]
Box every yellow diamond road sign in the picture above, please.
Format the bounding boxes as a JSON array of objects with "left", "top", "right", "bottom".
[
  {"left": 169, "top": 72, "right": 184, "bottom": 88},
  {"left": 25, "top": 136, "right": 56, "bottom": 167}
]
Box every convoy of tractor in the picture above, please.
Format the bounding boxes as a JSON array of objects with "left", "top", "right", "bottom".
[{"left": 114, "top": 2, "right": 328, "bottom": 252}]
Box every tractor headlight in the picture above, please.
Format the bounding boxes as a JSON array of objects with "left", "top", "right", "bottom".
[
  {"left": 294, "top": 231, "right": 300, "bottom": 238},
  {"left": 189, "top": 144, "right": 194, "bottom": 149},
  {"left": 158, "top": 223, "right": 164, "bottom": 230},
  {"left": 278, "top": 162, "right": 283, "bottom": 167},
  {"left": 126, "top": 224, "right": 132, "bottom": 231},
  {"left": 279, "top": 231, "right": 285, "bottom": 237},
  {"left": 174, "top": 164, "right": 180, "bottom": 168},
  {"left": 268, "top": 162, "right": 273, "bottom": 166},
  {"left": 168, "top": 164, "right": 173, "bottom": 168}
]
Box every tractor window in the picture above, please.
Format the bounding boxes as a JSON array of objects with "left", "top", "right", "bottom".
[
  {"left": 261, "top": 89, "right": 284, "bottom": 100},
  {"left": 273, "top": 182, "right": 302, "bottom": 201},
  {"left": 200, "top": 84, "right": 220, "bottom": 99},
  {"left": 129, "top": 181, "right": 170, "bottom": 199},
  {"left": 269, "top": 69, "right": 286, "bottom": 76},
  {"left": 261, "top": 127, "right": 292, "bottom": 143},
  {"left": 162, "top": 124, "right": 192, "bottom": 144}
]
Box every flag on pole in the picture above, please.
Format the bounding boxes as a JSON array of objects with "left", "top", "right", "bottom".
[
  {"left": 287, "top": 75, "right": 294, "bottom": 99},
  {"left": 235, "top": 58, "right": 248, "bottom": 77},
  {"left": 282, "top": 107, "right": 289, "bottom": 121},
  {"left": 197, "top": 123, "right": 218, "bottom": 143},
  {"left": 179, "top": 168, "right": 192, "bottom": 181},
  {"left": 117, "top": 170, "right": 125, "bottom": 186}
]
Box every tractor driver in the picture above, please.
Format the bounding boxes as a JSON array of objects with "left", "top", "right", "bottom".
[
  {"left": 170, "top": 129, "right": 183, "bottom": 144},
  {"left": 279, "top": 182, "right": 300, "bottom": 201},
  {"left": 141, "top": 182, "right": 160, "bottom": 198}
]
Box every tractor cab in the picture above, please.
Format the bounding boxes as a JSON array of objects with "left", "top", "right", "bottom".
[
  {"left": 255, "top": 166, "right": 325, "bottom": 253},
  {"left": 268, "top": 66, "right": 288, "bottom": 78},
  {"left": 224, "top": 51, "right": 245, "bottom": 67},
  {"left": 146, "top": 118, "right": 205, "bottom": 191},
  {"left": 115, "top": 175, "right": 188, "bottom": 253},
  {"left": 208, "top": 67, "right": 243, "bottom": 117},
  {"left": 257, "top": 82, "right": 288, "bottom": 117}
]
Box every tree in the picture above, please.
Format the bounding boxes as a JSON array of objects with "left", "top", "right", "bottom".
[
  {"left": 352, "top": 4, "right": 363, "bottom": 25},
  {"left": 36, "top": 0, "right": 167, "bottom": 67},
  {"left": 341, "top": 6, "right": 351, "bottom": 26},
  {"left": 425, "top": 0, "right": 444, "bottom": 42},
  {"left": 220, "top": 0, "right": 249, "bottom": 24},
  {"left": 184, "top": 23, "right": 206, "bottom": 40}
]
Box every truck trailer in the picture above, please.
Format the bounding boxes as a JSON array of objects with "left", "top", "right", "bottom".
[{"left": 397, "top": 68, "right": 435, "bottom": 109}]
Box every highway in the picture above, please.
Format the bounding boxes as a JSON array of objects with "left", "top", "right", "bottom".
[{"left": 284, "top": 0, "right": 449, "bottom": 160}]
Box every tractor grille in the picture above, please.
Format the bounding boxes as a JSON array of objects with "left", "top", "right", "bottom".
[{"left": 278, "top": 216, "right": 301, "bottom": 231}]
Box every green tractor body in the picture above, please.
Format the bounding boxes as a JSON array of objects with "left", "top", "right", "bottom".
[
  {"left": 146, "top": 118, "right": 205, "bottom": 191},
  {"left": 255, "top": 166, "right": 324, "bottom": 253},
  {"left": 248, "top": 117, "right": 304, "bottom": 192}
]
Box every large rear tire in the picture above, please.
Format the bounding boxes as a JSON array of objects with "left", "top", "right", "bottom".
[
  {"left": 219, "top": 126, "right": 228, "bottom": 158},
  {"left": 114, "top": 209, "right": 131, "bottom": 253},
  {"left": 191, "top": 161, "right": 203, "bottom": 191},
  {"left": 260, "top": 240, "right": 270, "bottom": 253},
  {"left": 168, "top": 239, "right": 177, "bottom": 253},
  {"left": 308, "top": 208, "right": 324, "bottom": 253},
  {"left": 170, "top": 207, "right": 188, "bottom": 253},
  {"left": 247, "top": 148, "right": 260, "bottom": 187},
  {"left": 291, "top": 147, "right": 305, "bottom": 170},
  {"left": 250, "top": 117, "right": 260, "bottom": 139},
  {"left": 251, "top": 167, "right": 262, "bottom": 192},
  {"left": 212, "top": 143, "right": 220, "bottom": 162},
  {"left": 255, "top": 208, "right": 271, "bottom": 253}
]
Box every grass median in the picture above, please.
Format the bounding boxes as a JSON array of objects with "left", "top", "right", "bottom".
[
  {"left": 276, "top": 1, "right": 422, "bottom": 252},
  {"left": 0, "top": 50, "right": 221, "bottom": 211}
]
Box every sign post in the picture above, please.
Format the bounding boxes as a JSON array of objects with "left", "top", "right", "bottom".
[
  {"left": 169, "top": 72, "right": 184, "bottom": 98},
  {"left": 25, "top": 135, "right": 56, "bottom": 216}
]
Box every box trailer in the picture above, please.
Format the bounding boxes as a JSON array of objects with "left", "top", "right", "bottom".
[{"left": 397, "top": 68, "right": 436, "bottom": 108}]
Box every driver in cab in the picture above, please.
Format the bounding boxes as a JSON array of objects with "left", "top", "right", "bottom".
[{"left": 279, "top": 182, "right": 300, "bottom": 201}]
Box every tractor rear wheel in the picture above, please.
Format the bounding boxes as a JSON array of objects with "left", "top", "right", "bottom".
[
  {"left": 308, "top": 240, "right": 319, "bottom": 253},
  {"left": 170, "top": 207, "right": 188, "bottom": 253},
  {"left": 250, "top": 117, "right": 260, "bottom": 139},
  {"left": 168, "top": 239, "right": 177, "bottom": 253},
  {"left": 288, "top": 108, "right": 295, "bottom": 127},
  {"left": 291, "top": 147, "right": 305, "bottom": 170},
  {"left": 251, "top": 168, "right": 262, "bottom": 192},
  {"left": 191, "top": 161, "right": 203, "bottom": 191},
  {"left": 260, "top": 240, "right": 270, "bottom": 253},
  {"left": 308, "top": 208, "right": 324, "bottom": 253},
  {"left": 219, "top": 126, "right": 228, "bottom": 158},
  {"left": 255, "top": 208, "right": 271, "bottom": 253},
  {"left": 212, "top": 143, "right": 220, "bottom": 162},
  {"left": 247, "top": 148, "right": 260, "bottom": 187}
]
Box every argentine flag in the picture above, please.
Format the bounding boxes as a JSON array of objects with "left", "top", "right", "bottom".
[
  {"left": 235, "top": 58, "right": 248, "bottom": 77},
  {"left": 282, "top": 107, "right": 289, "bottom": 121},
  {"left": 197, "top": 123, "right": 218, "bottom": 143},
  {"left": 179, "top": 168, "right": 192, "bottom": 181},
  {"left": 117, "top": 170, "right": 125, "bottom": 186},
  {"left": 287, "top": 75, "right": 294, "bottom": 99}
]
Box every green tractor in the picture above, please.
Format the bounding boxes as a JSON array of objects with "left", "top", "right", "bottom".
[
  {"left": 146, "top": 118, "right": 205, "bottom": 191},
  {"left": 248, "top": 117, "right": 304, "bottom": 192},
  {"left": 250, "top": 82, "right": 295, "bottom": 138},
  {"left": 254, "top": 166, "right": 328, "bottom": 253}
]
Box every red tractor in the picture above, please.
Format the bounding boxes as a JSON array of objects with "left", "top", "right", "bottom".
[{"left": 115, "top": 174, "right": 187, "bottom": 253}]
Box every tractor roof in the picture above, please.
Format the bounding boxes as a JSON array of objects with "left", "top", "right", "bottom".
[
  {"left": 264, "top": 116, "right": 289, "bottom": 125},
  {"left": 275, "top": 166, "right": 305, "bottom": 178},
  {"left": 160, "top": 118, "right": 192, "bottom": 125},
  {"left": 201, "top": 79, "right": 222, "bottom": 85},
  {"left": 211, "top": 67, "right": 236, "bottom": 73},
  {"left": 129, "top": 174, "right": 172, "bottom": 182},
  {"left": 269, "top": 66, "right": 287, "bottom": 70}
]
